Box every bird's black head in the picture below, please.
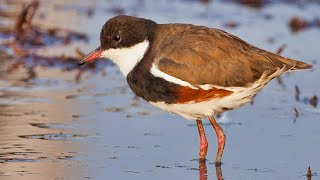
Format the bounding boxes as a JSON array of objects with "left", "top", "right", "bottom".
[
  {"left": 77, "top": 15, "right": 157, "bottom": 66},
  {"left": 99, "top": 15, "right": 157, "bottom": 50}
]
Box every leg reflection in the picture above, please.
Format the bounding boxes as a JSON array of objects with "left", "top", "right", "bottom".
[
  {"left": 215, "top": 164, "right": 223, "bottom": 180},
  {"left": 199, "top": 160, "right": 207, "bottom": 180},
  {"left": 198, "top": 161, "right": 223, "bottom": 180}
]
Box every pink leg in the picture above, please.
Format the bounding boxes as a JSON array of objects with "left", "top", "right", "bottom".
[
  {"left": 208, "top": 116, "right": 226, "bottom": 166},
  {"left": 196, "top": 120, "right": 208, "bottom": 161}
]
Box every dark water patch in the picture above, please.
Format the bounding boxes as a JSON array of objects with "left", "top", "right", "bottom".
[
  {"left": 293, "top": 107, "right": 299, "bottom": 123},
  {"left": 124, "top": 170, "right": 140, "bottom": 173},
  {"left": 0, "top": 112, "right": 24, "bottom": 117},
  {"left": 224, "top": 21, "right": 239, "bottom": 29},
  {"left": 247, "top": 168, "right": 274, "bottom": 172},
  {"left": 1, "top": 146, "right": 15, "bottom": 150},
  {"left": 174, "top": 163, "right": 190, "bottom": 168},
  {"left": 29, "top": 123, "right": 72, "bottom": 129},
  {"left": 175, "top": 165, "right": 189, "bottom": 168},
  {"left": 72, "top": 114, "right": 81, "bottom": 118},
  {"left": 143, "top": 132, "right": 163, "bottom": 136},
  {"left": 37, "top": 156, "right": 47, "bottom": 160},
  {"left": 295, "top": 85, "right": 301, "bottom": 101},
  {"left": 0, "top": 92, "right": 50, "bottom": 104},
  {"left": 280, "top": 134, "right": 293, "bottom": 137},
  {"left": 83, "top": 176, "right": 92, "bottom": 179},
  {"left": 155, "top": 165, "right": 171, "bottom": 169},
  {"left": 125, "top": 114, "right": 133, "bottom": 118},
  {"left": 55, "top": 155, "right": 73, "bottom": 160},
  {"left": 0, "top": 172, "right": 8, "bottom": 176},
  {"left": 109, "top": 156, "right": 119, "bottom": 159},
  {"left": 187, "top": 167, "right": 199, "bottom": 171},
  {"left": 19, "top": 133, "right": 88, "bottom": 141},
  {"left": 12, "top": 143, "right": 24, "bottom": 147},
  {"left": 65, "top": 94, "right": 79, "bottom": 99},
  {"left": 190, "top": 158, "right": 201, "bottom": 162},
  {"left": 0, "top": 104, "right": 10, "bottom": 108},
  {"left": 0, "top": 151, "right": 40, "bottom": 163},
  {"left": 137, "top": 111, "right": 151, "bottom": 116},
  {"left": 127, "top": 145, "right": 139, "bottom": 149},
  {"left": 0, "top": 158, "right": 37, "bottom": 163},
  {"left": 0, "top": 151, "right": 39, "bottom": 156},
  {"left": 23, "top": 110, "right": 41, "bottom": 115},
  {"left": 104, "top": 107, "right": 125, "bottom": 113},
  {"left": 93, "top": 92, "right": 112, "bottom": 97}
]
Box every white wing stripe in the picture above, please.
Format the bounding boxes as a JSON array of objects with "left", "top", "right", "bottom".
[{"left": 150, "top": 63, "right": 198, "bottom": 89}]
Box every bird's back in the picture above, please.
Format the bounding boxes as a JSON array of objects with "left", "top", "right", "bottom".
[{"left": 152, "top": 24, "right": 312, "bottom": 87}]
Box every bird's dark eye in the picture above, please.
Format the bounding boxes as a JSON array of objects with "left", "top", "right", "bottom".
[{"left": 113, "top": 35, "right": 121, "bottom": 42}]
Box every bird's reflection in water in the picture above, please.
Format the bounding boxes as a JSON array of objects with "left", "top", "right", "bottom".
[
  {"left": 215, "top": 164, "right": 223, "bottom": 180},
  {"left": 199, "top": 161, "right": 207, "bottom": 180},
  {"left": 199, "top": 161, "right": 223, "bottom": 180}
]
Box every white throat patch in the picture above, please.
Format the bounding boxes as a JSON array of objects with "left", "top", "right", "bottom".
[{"left": 101, "top": 39, "right": 150, "bottom": 77}]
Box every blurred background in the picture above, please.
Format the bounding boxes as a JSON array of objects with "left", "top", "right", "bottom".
[{"left": 0, "top": 0, "right": 319, "bottom": 179}]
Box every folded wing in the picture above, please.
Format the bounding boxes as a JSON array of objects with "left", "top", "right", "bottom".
[{"left": 156, "top": 26, "right": 311, "bottom": 87}]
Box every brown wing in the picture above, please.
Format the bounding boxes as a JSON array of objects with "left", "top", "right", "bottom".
[{"left": 156, "top": 26, "right": 307, "bottom": 87}]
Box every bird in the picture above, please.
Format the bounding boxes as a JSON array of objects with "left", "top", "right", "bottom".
[{"left": 77, "top": 15, "right": 312, "bottom": 165}]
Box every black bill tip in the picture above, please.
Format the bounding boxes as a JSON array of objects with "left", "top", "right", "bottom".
[
  {"left": 77, "top": 47, "right": 102, "bottom": 67},
  {"left": 77, "top": 60, "right": 86, "bottom": 66}
]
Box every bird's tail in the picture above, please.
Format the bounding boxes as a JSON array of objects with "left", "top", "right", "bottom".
[
  {"left": 278, "top": 56, "right": 313, "bottom": 71},
  {"left": 290, "top": 59, "right": 313, "bottom": 71}
]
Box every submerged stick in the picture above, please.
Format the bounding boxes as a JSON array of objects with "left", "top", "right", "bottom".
[{"left": 14, "top": 0, "right": 39, "bottom": 41}]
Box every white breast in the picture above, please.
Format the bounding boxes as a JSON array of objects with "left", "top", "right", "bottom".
[{"left": 101, "top": 39, "right": 150, "bottom": 77}]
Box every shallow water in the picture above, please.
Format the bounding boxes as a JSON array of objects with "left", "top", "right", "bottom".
[{"left": 0, "top": 0, "right": 320, "bottom": 179}]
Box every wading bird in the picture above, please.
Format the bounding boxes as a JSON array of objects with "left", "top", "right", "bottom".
[{"left": 78, "top": 15, "right": 312, "bottom": 165}]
